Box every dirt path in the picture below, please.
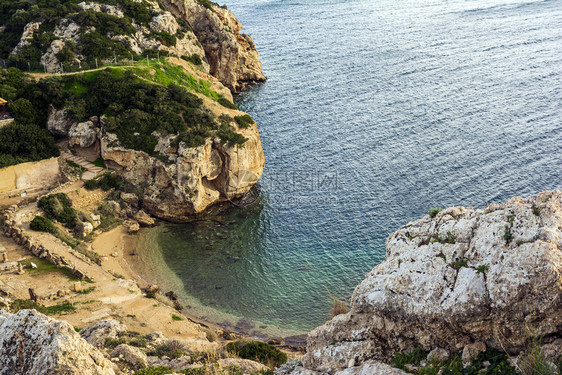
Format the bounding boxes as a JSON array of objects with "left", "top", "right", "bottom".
[{"left": 3, "top": 185, "right": 216, "bottom": 351}]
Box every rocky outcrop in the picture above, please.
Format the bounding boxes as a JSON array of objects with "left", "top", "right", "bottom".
[
  {"left": 111, "top": 344, "right": 148, "bottom": 369},
  {"left": 101, "top": 122, "right": 264, "bottom": 221},
  {"left": 46, "top": 105, "right": 75, "bottom": 137},
  {"left": 10, "top": 22, "right": 41, "bottom": 55},
  {"left": 0, "top": 309, "right": 116, "bottom": 375},
  {"left": 80, "top": 319, "right": 127, "bottom": 348},
  {"left": 293, "top": 191, "right": 562, "bottom": 374},
  {"left": 159, "top": 0, "right": 266, "bottom": 93},
  {"left": 68, "top": 118, "right": 99, "bottom": 149}
]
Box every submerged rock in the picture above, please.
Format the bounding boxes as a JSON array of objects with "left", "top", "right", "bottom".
[
  {"left": 294, "top": 191, "right": 562, "bottom": 374},
  {"left": 0, "top": 310, "right": 116, "bottom": 375}
]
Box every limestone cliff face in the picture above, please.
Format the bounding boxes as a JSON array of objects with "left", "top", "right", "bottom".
[
  {"left": 0, "top": 310, "right": 116, "bottom": 375},
  {"left": 159, "top": 0, "right": 266, "bottom": 93},
  {"left": 101, "top": 121, "right": 264, "bottom": 221},
  {"left": 291, "top": 191, "right": 562, "bottom": 375}
]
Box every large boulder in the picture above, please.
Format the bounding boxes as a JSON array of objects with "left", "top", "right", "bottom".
[
  {"left": 111, "top": 344, "right": 148, "bottom": 369},
  {"left": 46, "top": 105, "right": 76, "bottom": 137},
  {"left": 0, "top": 309, "right": 115, "bottom": 375},
  {"left": 80, "top": 319, "right": 127, "bottom": 348},
  {"left": 68, "top": 118, "right": 99, "bottom": 149},
  {"left": 296, "top": 191, "right": 562, "bottom": 374}
]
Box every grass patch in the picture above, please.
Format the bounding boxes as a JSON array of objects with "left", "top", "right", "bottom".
[
  {"left": 234, "top": 114, "right": 254, "bottom": 129},
  {"left": 134, "top": 367, "right": 173, "bottom": 375},
  {"left": 151, "top": 339, "right": 189, "bottom": 359},
  {"left": 171, "top": 314, "right": 184, "bottom": 321},
  {"left": 218, "top": 97, "right": 238, "bottom": 110},
  {"left": 10, "top": 299, "right": 75, "bottom": 315},
  {"left": 92, "top": 158, "right": 106, "bottom": 169},
  {"left": 453, "top": 257, "right": 468, "bottom": 270},
  {"left": 225, "top": 340, "right": 288, "bottom": 368},
  {"left": 21, "top": 257, "right": 79, "bottom": 280},
  {"left": 329, "top": 296, "right": 349, "bottom": 318},
  {"left": 428, "top": 208, "right": 441, "bottom": 218},
  {"left": 476, "top": 264, "right": 489, "bottom": 274},
  {"left": 77, "top": 286, "right": 96, "bottom": 294},
  {"left": 504, "top": 225, "right": 513, "bottom": 242}
]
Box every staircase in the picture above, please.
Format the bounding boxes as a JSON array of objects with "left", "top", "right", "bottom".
[{"left": 61, "top": 152, "right": 105, "bottom": 181}]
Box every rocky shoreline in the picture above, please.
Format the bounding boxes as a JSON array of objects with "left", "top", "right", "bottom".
[{"left": 288, "top": 190, "right": 562, "bottom": 374}]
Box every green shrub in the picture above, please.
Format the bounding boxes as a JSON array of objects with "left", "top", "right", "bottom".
[
  {"left": 10, "top": 300, "right": 75, "bottom": 315},
  {"left": 30, "top": 215, "right": 56, "bottom": 234},
  {"left": 171, "top": 314, "right": 184, "bottom": 321},
  {"left": 93, "top": 157, "right": 106, "bottom": 168},
  {"left": 234, "top": 114, "right": 254, "bottom": 129},
  {"left": 391, "top": 346, "right": 427, "bottom": 371},
  {"left": 181, "top": 54, "right": 203, "bottom": 66},
  {"left": 10, "top": 299, "right": 48, "bottom": 314},
  {"left": 218, "top": 97, "right": 238, "bottom": 110},
  {"left": 476, "top": 264, "right": 489, "bottom": 274},
  {"left": 152, "top": 339, "right": 189, "bottom": 359},
  {"left": 0, "top": 121, "right": 59, "bottom": 168},
  {"left": 134, "top": 367, "right": 173, "bottom": 375},
  {"left": 504, "top": 226, "right": 513, "bottom": 242},
  {"left": 95, "top": 173, "right": 123, "bottom": 191},
  {"left": 453, "top": 257, "right": 468, "bottom": 270},
  {"left": 84, "top": 179, "right": 98, "bottom": 190},
  {"left": 225, "top": 340, "right": 288, "bottom": 367},
  {"left": 38, "top": 193, "right": 77, "bottom": 227},
  {"left": 428, "top": 208, "right": 441, "bottom": 218},
  {"left": 46, "top": 302, "right": 76, "bottom": 315},
  {"left": 217, "top": 128, "right": 248, "bottom": 146},
  {"left": 105, "top": 337, "right": 127, "bottom": 349}
]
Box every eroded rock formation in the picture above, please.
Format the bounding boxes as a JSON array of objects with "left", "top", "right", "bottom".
[
  {"left": 292, "top": 191, "right": 562, "bottom": 374},
  {"left": 101, "top": 122, "right": 264, "bottom": 221},
  {"left": 159, "top": 0, "right": 266, "bottom": 93},
  {"left": 0, "top": 310, "right": 116, "bottom": 375}
]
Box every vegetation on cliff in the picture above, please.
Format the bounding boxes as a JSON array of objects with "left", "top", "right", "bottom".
[
  {"left": 0, "top": 0, "right": 197, "bottom": 70},
  {"left": 0, "top": 68, "right": 59, "bottom": 167},
  {"left": 0, "top": 62, "right": 251, "bottom": 168}
]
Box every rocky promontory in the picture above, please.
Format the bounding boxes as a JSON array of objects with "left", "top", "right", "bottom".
[
  {"left": 160, "top": 0, "right": 266, "bottom": 93},
  {"left": 291, "top": 190, "right": 562, "bottom": 374}
]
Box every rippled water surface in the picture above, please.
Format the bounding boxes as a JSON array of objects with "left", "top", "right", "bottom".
[{"left": 141, "top": 0, "right": 562, "bottom": 333}]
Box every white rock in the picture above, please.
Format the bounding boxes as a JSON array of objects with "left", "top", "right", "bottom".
[
  {"left": 427, "top": 348, "right": 449, "bottom": 362},
  {"left": 11, "top": 22, "right": 41, "bottom": 55},
  {"left": 0, "top": 310, "right": 115, "bottom": 374},
  {"left": 294, "top": 191, "right": 562, "bottom": 374},
  {"left": 150, "top": 12, "right": 179, "bottom": 34},
  {"left": 111, "top": 344, "right": 148, "bottom": 369},
  {"left": 80, "top": 319, "right": 127, "bottom": 348},
  {"left": 69, "top": 120, "right": 99, "bottom": 149}
]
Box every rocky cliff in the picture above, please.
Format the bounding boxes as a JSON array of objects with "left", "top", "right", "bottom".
[
  {"left": 291, "top": 191, "right": 562, "bottom": 374},
  {"left": 0, "top": 310, "right": 116, "bottom": 375},
  {"left": 100, "top": 114, "right": 265, "bottom": 221},
  {"left": 159, "top": 0, "right": 266, "bottom": 93},
  {"left": 2, "top": 0, "right": 264, "bottom": 94}
]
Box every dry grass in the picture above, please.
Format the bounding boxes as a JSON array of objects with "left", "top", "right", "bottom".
[{"left": 329, "top": 297, "right": 349, "bottom": 318}]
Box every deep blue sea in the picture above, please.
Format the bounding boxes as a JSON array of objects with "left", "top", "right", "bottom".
[{"left": 138, "top": 0, "right": 562, "bottom": 335}]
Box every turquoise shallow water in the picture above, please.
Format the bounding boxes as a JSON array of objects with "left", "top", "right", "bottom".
[{"left": 139, "top": 0, "right": 562, "bottom": 334}]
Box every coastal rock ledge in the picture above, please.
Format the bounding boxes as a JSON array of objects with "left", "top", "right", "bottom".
[{"left": 292, "top": 190, "right": 562, "bottom": 374}]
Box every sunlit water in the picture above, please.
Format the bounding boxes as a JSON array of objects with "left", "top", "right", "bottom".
[{"left": 137, "top": 0, "right": 562, "bottom": 335}]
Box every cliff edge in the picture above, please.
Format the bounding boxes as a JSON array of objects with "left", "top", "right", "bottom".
[
  {"left": 160, "top": 0, "right": 266, "bottom": 93},
  {"left": 291, "top": 190, "right": 562, "bottom": 374}
]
